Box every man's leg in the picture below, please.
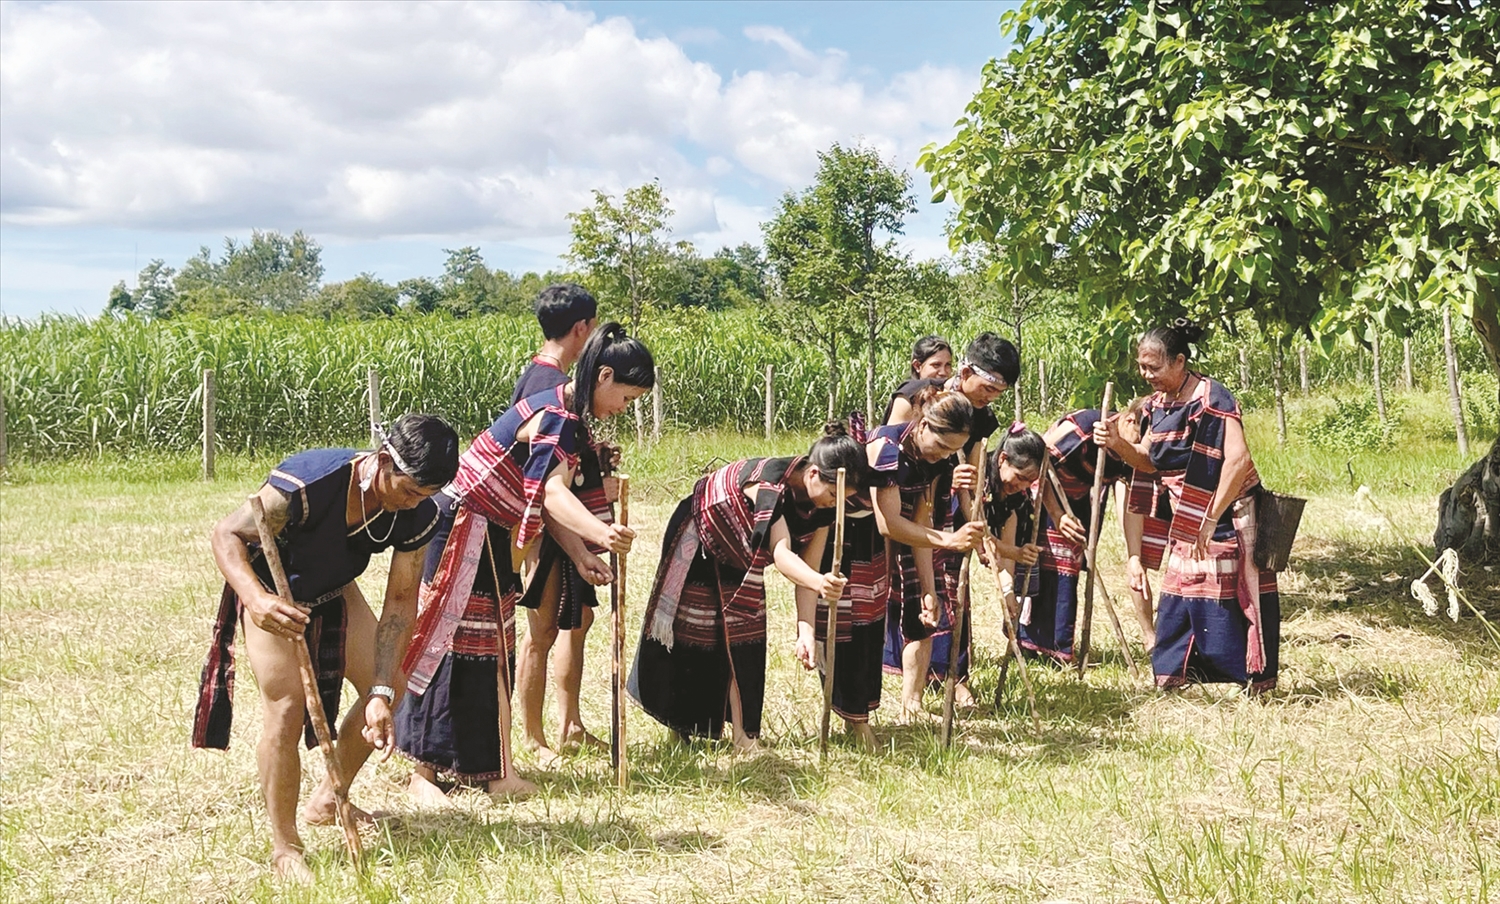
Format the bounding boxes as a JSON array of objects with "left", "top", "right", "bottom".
[
  {"left": 515, "top": 564, "right": 562, "bottom": 766},
  {"left": 304, "top": 584, "right": 378, "bottom": 825},
  {"left": 243, "top": 613, "right": 316, "bottom": 881}
]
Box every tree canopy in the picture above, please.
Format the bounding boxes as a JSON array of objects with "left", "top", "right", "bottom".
[{"left": 921, "top": 0, "right": 1500, "bottom": 384}]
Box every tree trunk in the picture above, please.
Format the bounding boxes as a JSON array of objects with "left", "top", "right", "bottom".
[
  {"left": 1402, "top": 336, "right": 1414, "bottom": 391},
  {"left": 1038, "top": 358, "right": 1048, "bottom": 414},
  {"left": 826, "top": 334, "right": 840, "bottom": 422},
  {"left": 1272, "top": 341, "right": 1287, "bottom": 446},
  {"left": 1445, "top": 305, "right": 1471, "bottom": 456},
  {"left": 866, "top": 297, "right": 878, "bottom": 428},
  {"left": 1434, "top": 433, "right": 1500, "bottom": 567},
  {"left": 1298, "top": 343, "right": 1309, "bottom": 393},
  {"left": 1372, "top": 328, "right": 1387, "bottom": 423},
  {"left": 1238, "top": 346, "right": 1251, "bottom": 391}
]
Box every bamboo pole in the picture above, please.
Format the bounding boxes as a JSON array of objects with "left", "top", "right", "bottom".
[
  {"left": 611, "top": 476, "right": 631, "bottom": 790},
  {"left": 765, "top": 365, "right": 775, "bottom": 440},
  {"left": 941, "top": 441, "right": 985, "bottom": 748},
  {"left": 1075, "top": 383, "right": 1113, "bottom": 676},
  {"left": 367, "top": 367, "right": 381, "bottom": 447},
  {"left": 994, "top": 456, "right": 1045, "bottom": 731},
  {"left": 1044, "top": 464, "right": 1138, "bottom": 681},
  {"left": 248, "top": 496, "right": 362, "bottom": 870},
  {"left": 817, "top": 467, "right": 847, "bottom": 759},
  {"left": 202, "top": 368, "right": 215, "bottom": 482}
]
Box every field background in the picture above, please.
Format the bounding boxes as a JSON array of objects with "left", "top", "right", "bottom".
[{"left": 2, "top": 387, "right": 1498, "bottom": 903}]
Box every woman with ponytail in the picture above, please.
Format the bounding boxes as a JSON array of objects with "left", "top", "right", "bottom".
[
  {"left": 630, "top": 424, "right": 865, "bottom": 750},
  {"left": 1016, "top": 402, "right": 1145, "bottom": 662},
  {"left": 395, "top": 323, "right": 654, "bottom": 800},
  {"left": 1095, "top": 321, "right": 1279, "bottom": 693}
]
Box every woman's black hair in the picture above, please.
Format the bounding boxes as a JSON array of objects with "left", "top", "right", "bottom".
[
  {"left": 965, "top": 332, "right": 1021, "bottom": 387},
  {"left": 997, "top": 426, "right": 1046, "bottom": 472},
  {"left": 384, "top": 412, "right": 460, "bottom": 488},
  {"left": 807, "top": 421, "right": 869, "bottom": 484},
  {"left": 573, "top": 321, "right": 655, "bottom": 420},
  {"left": 910, "top": 335, "right": 952, "bottom": 376},
  {"left": 1141, "top": 319, "right": 1206, "bottom": 362},
  {"left": 913, "top": 386, "right": 974, "bottom": 437}
]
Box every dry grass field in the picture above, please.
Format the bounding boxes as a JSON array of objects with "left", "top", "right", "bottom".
[{"left": 2, "top": 401, "right": 1497, "bottom": 903}]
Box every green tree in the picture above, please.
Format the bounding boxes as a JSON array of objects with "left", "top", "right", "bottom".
[
  {"left": 170, "top": 230, "right": 323, "bottom": 315},
  {"left": 105, "top": 259, "right": 178, "bottom": 318},
  {"left": 567, "top": 180, "right": 681, "bottom": 330},
  {"left": 398, "top": 276, "right": 445, "bottom": 313},
  {"left": 921, "top": 0, "right": 1500, "bottom": 387},
  {"left": 764, "top": 143, "right": 917, "bottom": 421},
  {"left": 302, "top": 273, "right": 400, "bottom": 319}
]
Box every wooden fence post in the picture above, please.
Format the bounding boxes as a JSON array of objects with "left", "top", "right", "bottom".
[
  {"left": 1298, "top": 344, "right": 1309, "bottom": 393},
  {"left": 0, "top": 384, "right": 8, "bottom": 472},
  {"left": 367, "top": 367, "right": 381, "bottom": 447},
  {"left": 1372, "top": 329, "right": 1387, "bottom": 423},
  {"left": 764, "top": 365, "right": 775, "bottom": 440},
  {"left": 202, "top": 368, "right": 216, "bottom": 482},
  {"left": 652, "top": 366, "right": 663, "bottom": 442},
  {"left": 1272, "top": 342, "right": 1287, "bottom": 446},
  {"left": 1443, "top": 306, "right": 1470, "bottom": 456},
  {"left": 634, "top": 397, "right": 645, "bottom": 445},
  {"left": 1402, "top": 336, "right": 1414, "bottom": 391},
  {"left": 1239, "top": 346, "right": 1251, "bottom": 391},
  {"left": 1038, "top": 359, "right": 1048, "bottom": 414}
]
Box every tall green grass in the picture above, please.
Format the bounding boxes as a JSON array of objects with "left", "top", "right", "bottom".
[{"left": 2, "top": 308, "right": 1491, "bottom": 459}]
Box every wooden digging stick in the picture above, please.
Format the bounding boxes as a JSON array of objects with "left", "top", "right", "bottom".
[
  {"left": 1042, "top": 465, "right": 1140, "bottom": 681},
  {"left": 1075, "top": 383, "right": 1114, "bottom": 676},
  {"left": 483, "top": 533, "right": 516, "bottom": 792},
  {"left": 817, "top": 467, "right": 848, "bottom": 760},
  {"left": 248, "top": 495, "right": 364, "bottom": 870},
  {"left": 611, "top": 475, "right": 631, "bottom": 790},
  {"left": 989, "top": 548, "right": 1041, "bottom": 732},
  {"left": 995, "top": 455, "right": 1052, "bottom": 728},
  {"left": 941, "top": 441, "right": 986, "bottom": 748}
]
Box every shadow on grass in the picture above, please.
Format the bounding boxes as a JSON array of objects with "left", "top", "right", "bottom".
[
  {"left": 1285, "top": 533, "right": 1500, "bottom": 665},
  {"left": 378, "top": 810, "right": 722, "bottom": 861}
]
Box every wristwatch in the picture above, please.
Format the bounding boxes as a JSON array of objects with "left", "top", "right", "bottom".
[{"left": 369, "top": 684, "right": 396, "bottom": 703}]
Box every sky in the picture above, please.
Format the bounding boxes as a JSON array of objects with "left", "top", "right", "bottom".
[{"left": 0, "top": 0, "right": 1018, "bottom": 319}]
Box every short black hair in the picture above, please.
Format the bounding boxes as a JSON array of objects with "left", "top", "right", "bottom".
[
  {"left": 385, "top": 413, "right": 460, "bottom": 488},
  {"left": 535, "top": 283, "right": 598, "bottom": 340},
  {"left": 965, "top": 332, "right": 1021, "bottom": 387}
]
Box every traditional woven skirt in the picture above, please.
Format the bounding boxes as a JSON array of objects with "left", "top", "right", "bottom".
[
  {"left": 883, "top": 540, "right": 969, "bottom": 683},
  {"left": 395, "top": 500, "right": 520, "bottom": 783},
  {"left": 1018, "top": 505, "right": 1087, "bottom": 663},
  {"left": 1151, "top": 525, "right": 1280, "bottom": 693},
  {"left": 629, "top": 498, "right": 767, "bottom": 740},
  {"left": 816, "top": 514, "right": 888, "bottom": 722}
]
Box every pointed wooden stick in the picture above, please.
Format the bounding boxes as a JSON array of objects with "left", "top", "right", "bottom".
[
  {"left": 994, "top": 456, "right": 1045, "bottom": 732},
  {"left": 483, "top": 533, "right": 517, "bottom": 792},
  {"left": 611, "top": 475, "right": 631, "bottom": 790},
  {"left": 942, "top": 441, "right": 986, "bottom": 748},
  {"left": 1042, "top": 465, "right": 1140, "bottom": 680},
  {"left": 248, "top": 495, "right": 363, "bottom": 871},
  {"left": 818, "top": 467, "right": 848, "bottom": 760},
  {"left": 1075, "top": 383, "right": 1114, "bottom": 676}
]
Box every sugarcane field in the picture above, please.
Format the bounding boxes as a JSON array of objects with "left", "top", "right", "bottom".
[{"left": 2, "top": 2, "right": 1498, "bottom": 903}]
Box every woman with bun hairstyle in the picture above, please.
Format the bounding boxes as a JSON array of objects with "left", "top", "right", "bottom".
[
  {"left": 862, "top": 388, "right": 990, "bottom": 722},
  {"left": 1019, "top": 402, "right": 1145, "bottom": 663},
  {"left": 1095, "top": 321, "right": 1279, "bottom": 693},
  {"left": 630, "top": 425, "right": 866, "bottom": 750},
  {"left": 395, "top": 323, "right": 652, "bottom": 800},
  {"left": 977, "top": 425, "right": 1046, "bottom": 642},
  {"left": 883, "top": 332, "right": 1020, "bottom": 707}
]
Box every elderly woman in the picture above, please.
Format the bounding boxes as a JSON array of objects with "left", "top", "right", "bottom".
[
  {"left": 1096, "top": 322, "right": 1279, "bottom": 693},
  {"left": 192, "top": 413, "right": 461, "bottom": 882}
]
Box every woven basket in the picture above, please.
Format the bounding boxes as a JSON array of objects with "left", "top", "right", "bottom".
[{"left": 1254, "top": 488, "right": 1306, "bottom": 572}]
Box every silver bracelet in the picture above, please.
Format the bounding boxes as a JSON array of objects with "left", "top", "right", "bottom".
[{"left": 368, "top": 684, "right": 396, "bottom": 703}]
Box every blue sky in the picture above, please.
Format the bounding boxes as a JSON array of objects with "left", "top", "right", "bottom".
[{"left": 0, "top": 1, "right": 1017, "bottom": 318}]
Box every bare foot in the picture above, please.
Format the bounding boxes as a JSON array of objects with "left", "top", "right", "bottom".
[
  {"left": 302, "top": 794, "right": 377, "bottom": 827},
  {"left": 557, "top": 726, "right": 608, "bottom": 755},
  {"left": 896, "top": 705, "right": 934, "bottom": 725},
  {"left": 272, "top": 849, "right": 314, "bottom": 884},
  {"left": 953, "top": 681, "right": 977, "bottom": 709},
  {"left": 485, "top": 773, "right": 538, "bottom": 799},
  {"left": 406, "top": 772, "right": 452, "bottom": 809},
  {"left": 730, "top": 733, "right": 761, "bottom": 754},
  {"left": 846, "top": 722, "right": 878, "bottom": 751}
]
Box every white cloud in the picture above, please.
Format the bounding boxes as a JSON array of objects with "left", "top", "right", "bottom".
[{"left": 0, "top": 1, "right": 973, "bottom": 246}]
